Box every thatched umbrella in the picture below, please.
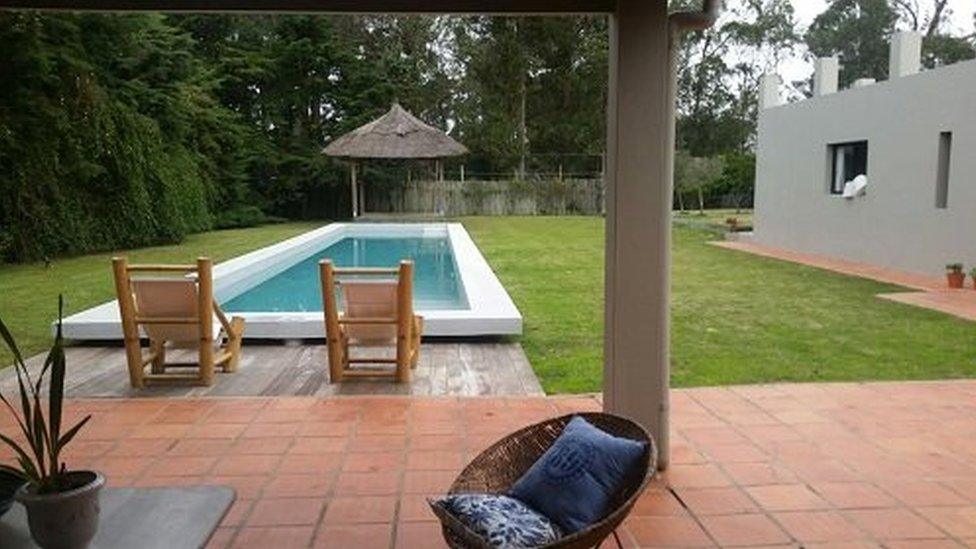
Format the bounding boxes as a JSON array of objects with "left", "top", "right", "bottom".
[{"left": 323, "top": 103, "right": 468, "bottom": 218}]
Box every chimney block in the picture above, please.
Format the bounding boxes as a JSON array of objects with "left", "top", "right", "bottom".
[
  {"left": 759, "top": 73, "right": 782, "bottom": 110},
  {"left": 890, "top": 31, "right": 922, "bottom": 79},
  {"left": 814, "top": 57, "right": 839, "bottom": 97}
]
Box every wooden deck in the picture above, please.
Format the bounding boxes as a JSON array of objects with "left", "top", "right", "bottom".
[{"left": 3, "top": 342, "right": 544, "bottom": 398}]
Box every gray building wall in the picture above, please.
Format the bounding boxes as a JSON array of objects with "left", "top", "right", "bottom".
[{"left": 753, "top": 59, "right": 976, "bottom": 277}]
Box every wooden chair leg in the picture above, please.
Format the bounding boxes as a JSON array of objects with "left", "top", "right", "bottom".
[
  {"left": 123, "top": 338, "right": 144, "bottom": 389},
  {"left": 327, "top": 334, "right": 347, "bottom": 383},
  {"left": 198, "top": 339, "right": 215, "bottom": 387},
  {"left": 150, "top": 339, "right": 166, "bottom": 374},
  {"left": 395, "top": 335, "right": 411, "bottom": 384},
  {"left": 223, "top": 317, "right": 245, "bottom": 373},
  {"left": 395, "top": 355, "right": 410, "bottom": 383},
  {"left": 410, "top": 316, "right": 423, "bottom": 369}
]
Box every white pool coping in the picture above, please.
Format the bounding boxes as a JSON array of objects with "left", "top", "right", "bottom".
[{"left": 61, "top": 223, "right": 522, "bottom": 339}]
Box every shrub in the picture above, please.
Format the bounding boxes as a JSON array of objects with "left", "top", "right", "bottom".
[{"left": 213, "top": 206, "right": 285, "bottom": 230}]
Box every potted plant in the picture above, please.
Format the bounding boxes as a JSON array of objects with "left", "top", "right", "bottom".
[
  {"left": 1, "top": 298, "right": 102, "bottom": 549},
  {"left": 946, "top": 263, "right": 965, "bottom": 289}
]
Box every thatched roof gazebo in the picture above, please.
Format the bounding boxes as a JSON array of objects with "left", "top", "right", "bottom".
[{"left": 323, "top": 103, "right": 468, "bottom": 218}]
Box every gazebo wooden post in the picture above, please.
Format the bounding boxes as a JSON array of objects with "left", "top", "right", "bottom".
[
  {"left": 360, "top": 176, "right": 367, "bottom": 216},
  {"left": 350, "top": 160, "right": 359, "bottom": 218},
  {"left": 435, "top": 158, "right": 445, "bottom": 215}
]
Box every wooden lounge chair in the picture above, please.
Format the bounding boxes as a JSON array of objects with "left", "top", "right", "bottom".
[
  {"left": 319, "top": 259, "right": 423, "bottom": 383},
  {"left": 111, "top": 257, "right": 245, "bottom": 388}
]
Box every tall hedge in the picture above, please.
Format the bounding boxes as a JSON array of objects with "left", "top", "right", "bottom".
[{"left": 0, "top": 13, "right": 228, "bottom": 262}]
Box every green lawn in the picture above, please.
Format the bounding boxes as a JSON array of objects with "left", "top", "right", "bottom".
[
  {"left": 463, "top": 216, "right": 976, "bottom": 393},
  {"left": 0, "top": 222, "right": 320, "bottom": 364},
  {"left": 4, "top": 216, "right": 975, "bottom": 395}
]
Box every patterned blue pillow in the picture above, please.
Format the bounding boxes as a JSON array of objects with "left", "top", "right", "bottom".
[
  {"left": 509, "top": 416, "right": 647, "bottom": 534},
  {"left": 430, "top": 493, "right": 563, "bottom": 548}
]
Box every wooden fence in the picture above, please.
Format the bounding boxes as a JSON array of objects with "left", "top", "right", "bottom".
[{"left": 362, "top": 178, "right": 605, "bottom": 216}]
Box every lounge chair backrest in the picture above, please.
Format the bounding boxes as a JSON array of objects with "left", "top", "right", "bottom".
[
  {"left": 342, "top": 280, "right": 399, "bottom": 342},
  {"left": 131, "top": 277, "right": 200, "bottom": 346}
]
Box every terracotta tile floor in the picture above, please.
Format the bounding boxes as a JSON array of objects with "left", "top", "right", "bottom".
[
  {"left": 5, "top": 381, "right": 976, "bottom": 547},
  {"left": 713, "top": 240, "right": 976, "bottom": 322}
]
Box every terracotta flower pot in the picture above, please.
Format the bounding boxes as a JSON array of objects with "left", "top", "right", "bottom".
[
  {"left": 15, "top": 470, "right": 104, "bottom": 549},
  {"left": 947, "top": 271, "right": 965, "bottom": 289}
]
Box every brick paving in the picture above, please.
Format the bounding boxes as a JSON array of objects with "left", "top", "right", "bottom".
[
  {"left": 5, "top": 381, "right": 976, "bottom": 547},
  {"left": 713, "top": 240, "right": 976, "bottom": 322}
]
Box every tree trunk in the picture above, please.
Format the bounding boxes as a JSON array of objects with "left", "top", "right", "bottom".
[
  {"left": 518, "top": 72, "right": 528, "bottom": 180},
  {"left": 697, "top": 188, "right": 704, "bottom": 215}
]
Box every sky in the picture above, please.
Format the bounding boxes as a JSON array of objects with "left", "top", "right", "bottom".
[{"left": 778, "top": 0, "right": 976, "bottom": 82}]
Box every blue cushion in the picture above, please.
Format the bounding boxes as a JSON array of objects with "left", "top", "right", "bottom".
[
  {"left": 509, "top": 416, "right": 647, "bottom": 534},
  {"left": 430, "top": 493, "right": 563, "bottom": 548}
]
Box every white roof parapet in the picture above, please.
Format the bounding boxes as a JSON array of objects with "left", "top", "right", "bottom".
[
  {"left": 890, "top": 31, "right": 922, "bottom": 79},
  {"left": 813, "top": 56, "right": 840, "bottom": 97},
  {"left": 759, "top": 73, "right": 782, "bottom": 110}
]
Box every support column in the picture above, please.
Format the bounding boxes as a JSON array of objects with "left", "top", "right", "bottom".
[{"left": 604, "top": 0, "right": 673, "bottom": 470}]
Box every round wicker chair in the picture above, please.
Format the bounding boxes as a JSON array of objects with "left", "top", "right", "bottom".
[{"left": 430, "top": 412, "right": 657, "bottom": 549}]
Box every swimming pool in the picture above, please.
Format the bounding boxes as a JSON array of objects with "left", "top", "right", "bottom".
[
  {"left": 61, "top": 223, "right": 521, "bottom": 339},
  {"left": 223, "top": 236, "right": 468, "bottom": 313}
]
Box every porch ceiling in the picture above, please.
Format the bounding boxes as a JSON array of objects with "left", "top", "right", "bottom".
[{"left": 0, "top": 0, "right": 620, "bottom": 14}]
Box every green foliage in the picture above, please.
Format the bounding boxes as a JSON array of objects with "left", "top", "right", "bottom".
[
  {"left": 0, "top": 298, "right": 91, "bottom": 494},
  {"left": 675, "top": 0, "right": 799, "bottom": 156},
  {"left": 922, "top": 33, "right": 976, "bottom": 68},
  {"left": 805, "top": 0, "right": 975, "bottom": 89},
  {"left": 0, "top": 13, "right": 227, "bottom": 262},
  {"left": 214, "top": 206, "right": 285, "bottom": 230},
  {"left": 806, "top": 0, "right": 898, "bottom": 87},
  {"left": 713, "top": 151, "right": 756, "bottom": 209},
  {"left": 451, "top": 17, "right": 609, "bottom": 175},
  {"left": 5, "top": 7, "right": 973, "bottom": 264}
]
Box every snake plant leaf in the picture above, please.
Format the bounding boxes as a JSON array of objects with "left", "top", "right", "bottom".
[
  {"left": 16, "top": 455, "right": 39, "bottom": 482},
  {"left": 31, "top": 404, "right": 48, "bottom": 478},
  {"left": 0, "top": 463, "right": 26, "bottom": 480},
  {"left": 0, "top": 316, "right": 27, "bottom": 370},
  {"left": 0, "top": 318, "right": 37, "bottom": 459},
  {"left": 48, "top": 297, "right": 66, "bottom": 450},
  {"left": 0, "top": 432, "right": 35, "bottom": 476},
  {"left": 55, "top": 415, "right": 92, "bottom": 454}
]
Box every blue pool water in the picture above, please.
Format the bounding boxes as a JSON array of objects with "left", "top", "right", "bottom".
[{"left": 222, "top": 236, "right": 468, "bottom": 312}]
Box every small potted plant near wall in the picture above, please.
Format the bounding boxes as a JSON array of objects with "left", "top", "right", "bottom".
[
  {"left": 946, "top": 263, "right": 966, "bottom": 289},
  {"left": 1, "top": 298, "right": 102, "bottom": 549}
]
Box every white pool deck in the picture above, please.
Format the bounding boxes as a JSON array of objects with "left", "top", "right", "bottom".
[{"left": 62, "top": 223, "right": 522, "bottom": 340}]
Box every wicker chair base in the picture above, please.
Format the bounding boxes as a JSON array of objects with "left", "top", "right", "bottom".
[{"left": 430, "top": 412, "right": 657, "bottom": 549}]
